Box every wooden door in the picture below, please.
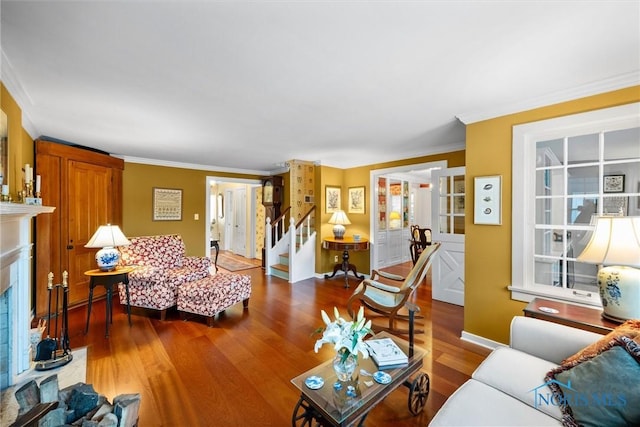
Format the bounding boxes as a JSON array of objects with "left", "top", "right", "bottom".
[
  {"left": 35, "top": 140, "right": 123, "bottom": 317},
  {"left": 66, "top": 160, "right": 114, "bottom": 306}
]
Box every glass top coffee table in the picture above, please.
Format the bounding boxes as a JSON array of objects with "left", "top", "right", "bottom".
[{"left": 290, "top": 331, "right": 429, "bottom": 427}]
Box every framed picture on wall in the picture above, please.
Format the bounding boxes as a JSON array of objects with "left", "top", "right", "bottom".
[
  {"left": 348, "top": 186, "right": 365, "bottom": 214},
  {"left": 325, "top": 186, "right": 341, "bottom": 214},
  {"left": 603, "top": 174, "right": 625, "bottom": 193},
  {"left": 474, "top": 175, "right": 501, "bottom": 225},
  {"left": 153, "top": 187, "right": 183, "bottom": 221}
]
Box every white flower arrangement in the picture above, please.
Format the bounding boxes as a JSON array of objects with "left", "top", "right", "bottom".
[{"left": 313, "top": 306, "right": 372, "bottom": 360}]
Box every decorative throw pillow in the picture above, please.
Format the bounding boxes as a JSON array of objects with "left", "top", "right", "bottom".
[
  {"left": 545, "top": 336, "right": 640, "bottom": 427},
  {"left": 561, "top": 319, "right": 640, "bottom": 365}
]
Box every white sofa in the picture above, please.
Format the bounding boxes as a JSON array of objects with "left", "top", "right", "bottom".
[{"left": 429, "top": 316, "right": 602, "bottom": 426}]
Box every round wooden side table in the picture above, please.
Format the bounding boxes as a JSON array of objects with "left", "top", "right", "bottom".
[{"left": 84, "top": 266, "right": 135, "bottom": 337}]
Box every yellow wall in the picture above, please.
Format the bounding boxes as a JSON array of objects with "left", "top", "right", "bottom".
[
  {"left": 8, "top": 76, "right": 638, "bottom": 345},
  {"left": 2, "top": 83, "right": 37, "bottom": 311},
  {"left": 317, "top": 165, "right": 345, "bottom": 272},
  {"left": 1, "top": 83, "right": 34, "bottom": 196},
  {"left": 317, "top": 150, "right": 466, "bottom": 273},
  {"left": 124, "top": 149, "right": 466, "bottom": 275},
  {"left": 122, "top": 162, "right": 261, "bottom": 257},
  {"left": 465, "top": 85, "right": 640, "bottom": 344}
]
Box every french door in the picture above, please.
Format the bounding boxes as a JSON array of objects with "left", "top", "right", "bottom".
[{"left": 431, "top": 167, "right": 466, "bottom": 306}]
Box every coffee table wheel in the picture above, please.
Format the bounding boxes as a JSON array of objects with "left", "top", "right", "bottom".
[
  {"left": 292, "top": 397, "right": 323, "bottom": 427},
  {"left": 408, "top": 372, "right": 430, "bottom": 415}
]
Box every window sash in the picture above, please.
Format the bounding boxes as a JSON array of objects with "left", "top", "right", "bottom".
[{"left": 511, "top": 102, "right": 640, "bottom": 305}]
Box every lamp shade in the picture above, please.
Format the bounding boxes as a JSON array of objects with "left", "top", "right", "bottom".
[
  {"left": 328, "top": 210, "right": 351, "bottom": 226},
  {"left": 328, "top": 210, "right": 350, "bottom": 239},
  {"left": 85, "top": 224, "right": 131, "bottom": 271},
  {"left": 576, "top": 216, "right": 640, "bottom": 267},
  {"left": 576, "top": 216, "right": 640, "bottom": 322},
  {"left": 85, "top": 224, "right": 131, "bottom": 248}
]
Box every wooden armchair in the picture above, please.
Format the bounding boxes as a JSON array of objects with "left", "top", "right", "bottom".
[
  {"left": 409, "top": 225, "right": 432, "bottom": 265},
  {"left": 347, "top": 242, "right": 441, "bottom": 335}
]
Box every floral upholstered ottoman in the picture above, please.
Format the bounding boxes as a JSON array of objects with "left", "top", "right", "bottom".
[{"left": 177, "top": 273, "right": 251, "bottom": 326}]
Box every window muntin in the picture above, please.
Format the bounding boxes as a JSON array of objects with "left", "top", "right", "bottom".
[
  {"left": 511, "top": 103, "right": 640, "bottom": 305},
  {"left": 437, "top": 174, "right": 465, "bottom": 235}
]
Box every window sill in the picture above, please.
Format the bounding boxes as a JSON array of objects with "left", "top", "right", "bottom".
[{"left": 508, "top": 285, "right": 601, "bottom": 308}]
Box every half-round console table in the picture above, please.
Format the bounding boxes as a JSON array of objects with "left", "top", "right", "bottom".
[{"left": 323, "top": 237, "right": 370, "bottom": 288}]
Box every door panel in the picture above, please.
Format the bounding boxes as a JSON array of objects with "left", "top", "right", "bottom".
[
  {"left": 232, "top": 187, "right": 247, "bottom": 255},
  {"left": 67, "top": 161, "right": 113, "bottom": 305},
  {"left": 431, "top": 167, "right": 465, "bottom": 306}
]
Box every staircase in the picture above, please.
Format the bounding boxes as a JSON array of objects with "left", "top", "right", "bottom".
[{"left": 265, "top": 206, "right": 316, "bottom": 283}]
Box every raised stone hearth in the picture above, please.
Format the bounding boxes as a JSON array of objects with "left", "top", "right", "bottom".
[
  {"left": 1, "top": 347, "right": 87, "bottom": 425},
  {"left": 12, "top": 374, "right": 140, "bottom": 427}
]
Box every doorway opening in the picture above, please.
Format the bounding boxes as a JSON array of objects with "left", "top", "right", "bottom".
[
  {"left": 369, "top": 161, "right": 447, "bottom": 271},
  {"left": 205, "top": 176, "right": 262, "bottom": 261}
]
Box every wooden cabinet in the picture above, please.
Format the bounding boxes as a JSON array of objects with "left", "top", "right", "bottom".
[{"left": 35, "top": 140, "right": 124, "bottom": 317}]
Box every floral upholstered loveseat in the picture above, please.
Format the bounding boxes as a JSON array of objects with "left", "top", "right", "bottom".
[{"left": 117, "top": 234, "right": 211, "bottom": 319}]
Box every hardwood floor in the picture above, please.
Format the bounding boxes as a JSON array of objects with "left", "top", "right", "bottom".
[{"left": 67, "top": 260, "right": 491, "bottom": 426}]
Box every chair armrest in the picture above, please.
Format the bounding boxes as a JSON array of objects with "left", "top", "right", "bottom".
[
  {"left": 126, "top": 266, "right": 165, "bottom": 282},
  {"left": 510, "top": 316, "right": 602, "bottom": 364},
  {"left": 362, "top": 279, "right": 401, "bottom": 293},
  {"left": 182, "top": 256, "right": 212, "bottom": 272},
  {"left": 374, "top": 270, "right": 404, "bottom": 282}
]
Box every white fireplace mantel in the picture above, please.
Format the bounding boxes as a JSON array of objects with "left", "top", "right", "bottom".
[{"left": 1, "top": 202, "right": 55, "bottom": 387}]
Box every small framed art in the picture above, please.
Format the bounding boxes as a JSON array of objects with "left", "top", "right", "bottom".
[
  {"left": 474, "top": 175, "right": 501, "bottom": 225},
  {"left": 348, "top": 186, "right": 365, "bottom": 214},
  {"left": 325, "top": 186, "right": 341, "bottom": 214},
  {"left": 153, "top": 187, "right": 183, "bottom": 221},
  {"left": 603, "top": 175, "right": 624, "bottom": 193}
]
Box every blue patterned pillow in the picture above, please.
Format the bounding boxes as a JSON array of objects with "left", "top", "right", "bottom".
[{"left": 545, "top": 336, "right": 640, "bottom": 427}]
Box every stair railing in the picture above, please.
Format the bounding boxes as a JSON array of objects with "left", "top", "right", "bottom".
[
  {"left": 265, "top": 206, "right": 317, "bottom": 283},
  {"left": 288, "top": 206, "right": 317, "bottom": 283},
  {"left": 294, "top": 205, "right": 316, "bottom": 251}
]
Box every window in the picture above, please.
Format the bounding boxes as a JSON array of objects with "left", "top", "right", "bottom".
[{"left": 511, "top": 103, "right": 640, "bottom": 305}]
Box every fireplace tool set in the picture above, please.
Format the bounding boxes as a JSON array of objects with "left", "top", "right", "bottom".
[{"left": 34, "top": 271, "right": 73, "bottom": 370}]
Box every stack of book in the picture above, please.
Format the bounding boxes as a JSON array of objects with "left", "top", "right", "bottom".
[{"left": 366, "top": 337, "right": 408, "bottom": 369}]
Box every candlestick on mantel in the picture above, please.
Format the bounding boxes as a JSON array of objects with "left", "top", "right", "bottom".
[
  {"left": 35, "top": 175, "right": 41, "bottom": 193},
  {"left": 24, "top": 164, "right": 33, "bottom": 183}
]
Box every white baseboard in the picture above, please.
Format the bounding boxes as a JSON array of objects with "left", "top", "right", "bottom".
[{"left": 460, "top": 330, "right": 506, "bottom": 351}]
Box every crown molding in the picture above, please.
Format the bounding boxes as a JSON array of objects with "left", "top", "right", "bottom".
[
  {"left": 1, "top": 49, "right": 39, "bottom": 138},
  {"left": 456, "top": 71, "right": 640, "bottom": 125},
  {"left": 119, "top": 155, "right": 278, "bottom": 176}
]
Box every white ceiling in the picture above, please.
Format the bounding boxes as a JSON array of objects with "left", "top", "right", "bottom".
[{"left": 1, "top": 1, "right": 639, "bottom": 174}]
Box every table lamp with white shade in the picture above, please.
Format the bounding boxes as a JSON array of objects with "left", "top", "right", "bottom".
[
  {"left": 85, "top": 224, "right": 131, "bottom": 271},
  {"left": 328, "top": 210, "right": 351, "bottom": 239},
  {"left": 576, "top": 216, "right": 640, "bottom": 322}
]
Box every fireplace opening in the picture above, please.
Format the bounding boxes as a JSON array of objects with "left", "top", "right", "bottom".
[{"left": 1, "top": 287, "right": 11, "bottom": 389}]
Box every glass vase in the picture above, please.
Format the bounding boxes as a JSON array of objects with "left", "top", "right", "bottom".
[{"left": 333, "top": 350, "right": 357, "bottom": 382}]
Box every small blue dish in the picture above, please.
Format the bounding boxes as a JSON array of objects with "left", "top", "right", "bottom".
[
  {"left": 373, "top": 371, "right": 392, "bottom": 385},
  {"left": 305, "top": 376, "right": 324, "bottom": 390}
]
